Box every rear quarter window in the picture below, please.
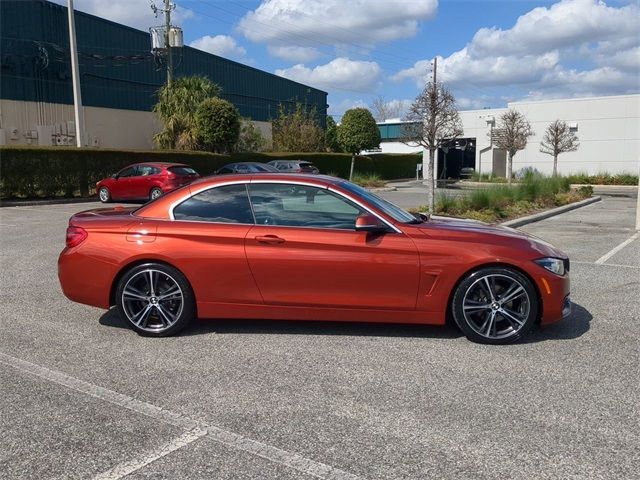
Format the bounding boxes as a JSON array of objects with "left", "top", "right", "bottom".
[
  {"left": 173, "top": 184, "right": 253, "bottom": 224},
  {"left": 168, "top": 166, "right": 198, "bottom": 175}
]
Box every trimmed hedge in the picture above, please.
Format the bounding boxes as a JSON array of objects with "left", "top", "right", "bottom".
[{"left": 0, "top": 147, "right": 421, "bottom": 199}]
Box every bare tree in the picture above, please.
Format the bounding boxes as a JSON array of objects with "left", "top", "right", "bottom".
[
  {"left": 491, "top": 109, "right": 534, "bottom": 184},
  {"left": 539, "top": 120, "right": 580, "bottom": 176},
  {"left": 370, "top": 95, "right": 402, "bottom": 122},
  {"left": 401, "top": 83, "right": 463, "bottom": 212}
]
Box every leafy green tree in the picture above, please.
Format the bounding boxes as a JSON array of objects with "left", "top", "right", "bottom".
[
  {"left": 195, "top": 98, "right": 241, "bottom": 153},
  {"left": 153, "top": 76, "right": 221, "bottom": 150},
  {"left": 272, "top": 103, "right": 324, "bottom": 152},
  {"left": 234, "top": 119, "right": 268, "bottom": 152},
  {"left": 324, "top": 115, "right": 341, "bottom": 152},
  {"left": 337, "top": 108, "right": 380, "bottom": 180}
]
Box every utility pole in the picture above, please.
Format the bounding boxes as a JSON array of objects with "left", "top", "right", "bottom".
[
  {"left": 151, "top": 0, "right": 176, "bottom": 85},
  {"left": 164, "top": 0, "right": 173, "bottom": 86},
  {"left": 67, "top": 0, "right": 84, "bottom": 147}
]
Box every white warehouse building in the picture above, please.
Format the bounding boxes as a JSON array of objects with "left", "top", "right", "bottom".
[{"left": 374, "top": 94, "right": 639, "bottom": 178}]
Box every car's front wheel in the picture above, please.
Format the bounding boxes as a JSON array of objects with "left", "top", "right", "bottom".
[
  {"left": 115, "top": 263, "right": 196, "bottom": 336},
  {"left": 98, "top": 187, "right": 111, "bottom": 203},
  {"left": 451, "top": 267, "right": 538, "bottom": 344}
]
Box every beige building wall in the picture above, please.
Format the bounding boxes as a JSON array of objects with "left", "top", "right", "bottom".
[{"left": 0, "top": 99, "right": 272, "bottom": 150}]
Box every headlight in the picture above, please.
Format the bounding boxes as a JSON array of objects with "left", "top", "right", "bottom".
[{"left": 534, "top": 257, "right": 565, "bottom": 276}]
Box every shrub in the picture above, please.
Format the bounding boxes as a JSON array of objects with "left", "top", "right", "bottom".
[
  {"left": 351, "top": 173, "right": 385, "bottom": 188},
  {"left": 0, "top": 148, "right": 421, "bottom": 198},
  {"left": 195, "top": 98, "right": 241, "bottom": 153},
  {"left": 565, "top": 171, "right": 638, "bottom": 185}
]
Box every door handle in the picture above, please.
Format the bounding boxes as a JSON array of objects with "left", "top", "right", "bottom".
[{"left": 255, "top": 235, "right": 285, "bottom": 244}]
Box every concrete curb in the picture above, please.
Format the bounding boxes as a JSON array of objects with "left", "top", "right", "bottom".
[
  {"left": 501, "top": 196, "right": 602, "bottom": 228},
  {"left": 1, "top": 197, "right": 100, "bottom": 208}
]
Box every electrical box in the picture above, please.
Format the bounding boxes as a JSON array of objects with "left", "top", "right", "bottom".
[
  {"left": 150, "top": 26, "right": 166, "bottom": 50},
  {"left": 169, "top": 27, "right": 183, "bottom": 47},
  {"left": 37, "top": 126, "right": 53, "bottom": 146},
  {"left": 9, "top": 128, "right": 19, "bottom": 140},
  {"left": 67, "top": 121, "right": 76, "bottom": 136}
]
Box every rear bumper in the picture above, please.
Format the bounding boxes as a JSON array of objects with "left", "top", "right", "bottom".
[{"left": 58, "top": 247, "right": 118, "bottom": 309}]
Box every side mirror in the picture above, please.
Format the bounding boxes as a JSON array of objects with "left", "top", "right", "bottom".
[{"left": 355, "top": 213, "right": 389, "bottom": 233}]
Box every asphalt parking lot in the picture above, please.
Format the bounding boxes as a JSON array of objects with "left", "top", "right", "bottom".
[{"left": 1, "top": 195, "right": 638, "bottom": 480}]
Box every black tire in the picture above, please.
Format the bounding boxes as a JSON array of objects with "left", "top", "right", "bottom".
[
  {"left": 115, "top": 262, "right": 196, "bottom": 337},
  {"left": 451, "top": 266, "right": 538, "bottom": 345},
  {"left": 149, "top": 187, "right": 163, "bottom": 201},
  {"left": 98, "top": 187, "right": 111, "bottom": 203}
]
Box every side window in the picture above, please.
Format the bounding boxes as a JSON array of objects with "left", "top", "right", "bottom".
[
  {"left": 217, "top": 167, "right": 233, "bottom": 174},
  {"left": 173, "top": 184, "right": 254, "bottom": 224},
  {"left": 248, "top": 183, "right": 364, "bottom": 229},
  {"left": 118, "top": 166, "right": 137, "bottom": 178},
  {"left": 138, "top": 165, "right": 157, "bottom": 176}
]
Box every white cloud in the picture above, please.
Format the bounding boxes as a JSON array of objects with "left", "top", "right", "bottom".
[
  {"left": 190, "top": 35, "right": 247, "bottom": 60},
  {"left": 393, "top": 0, "right": 640, "bottom": 100},
  {"left": 328, "top": 98, "right": 368, "bottom": 117},
  {"left": 54, "top": 0, "right": 194, "bottom": 31},
  {"left": 276, "top": 57, "right": 382, "bottom": 92},
  {"left": 239, "top": 0, "right": 437, "bottom": 57},
  {"left": 468, "top": 0, "right": 639, "bottom": 57},
  {"left": 268, "top": 46, "right": 320, "bottom": 63}
]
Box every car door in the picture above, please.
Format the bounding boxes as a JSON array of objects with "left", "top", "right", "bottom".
[
  {"left": 135, "top": 165, "right": 158, "bottom": 198},
  {"left": 111, "top": 166, "right": 138, "bottom": 199},
  {"left": 244, "top": 182, "right": 420, "bottom": 310}
]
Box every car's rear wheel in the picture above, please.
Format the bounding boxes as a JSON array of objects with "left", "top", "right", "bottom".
[
  {"left": 115, "top": 263, "right": 195, "bottom": 337},
  {"left": 451, "top": 267, "right": 538, "bottom": 344},
  {"left": 150, "top": 187, "right": 163, "bottom": 201},
  {"left": 98, "top": 187, "right": 111, "bottom": 203}
]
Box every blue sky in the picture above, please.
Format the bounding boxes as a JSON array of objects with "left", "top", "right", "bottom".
[{"left": 61, "top": 0, "right": 640, "bottom": 119}]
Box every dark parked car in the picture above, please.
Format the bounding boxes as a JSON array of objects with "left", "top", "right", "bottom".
[
  {"left": 268, "top": 160, "right": 320, "bottom": 174},
  {"left": 215, "top": 162, "right": 280, "bottom": 174},
  {"left": 96, "top": 163, "right": 199, "bottom": 202}
]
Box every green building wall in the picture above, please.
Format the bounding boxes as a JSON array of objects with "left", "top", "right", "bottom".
[{"left": 0, "top": 0, "right": 327, "bottom": 124}]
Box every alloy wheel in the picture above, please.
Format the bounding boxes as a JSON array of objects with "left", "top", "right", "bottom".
[
  {"left": 99, "top": 187, "right": 110, "bottom": 202},
  {"left": 121, "top": 268, "right": 184, "bottom": 333},
  {"left": 461, "top": 273, "right": 531, "bottom": 341}
]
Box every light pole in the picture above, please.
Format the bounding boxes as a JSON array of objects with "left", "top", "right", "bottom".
[{"left": 67, "top": 0, "right": 84, "bottom": 147}]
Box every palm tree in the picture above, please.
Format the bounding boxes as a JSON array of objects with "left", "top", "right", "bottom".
[{"left": 153, "top": 76, "right": 221, "bottom": 150}]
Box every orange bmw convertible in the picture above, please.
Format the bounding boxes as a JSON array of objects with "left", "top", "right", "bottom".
[{"left": 59, "top": 174, "right": 571, "bottom": 344}]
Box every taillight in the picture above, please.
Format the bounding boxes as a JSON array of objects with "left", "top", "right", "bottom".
[{"left": 66, "top": 226, "right": 88, "bottom": 248}]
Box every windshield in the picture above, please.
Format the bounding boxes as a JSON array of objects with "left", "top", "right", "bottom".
[{"left": 339, "top": 181, "right": 418, "bottom": 224}]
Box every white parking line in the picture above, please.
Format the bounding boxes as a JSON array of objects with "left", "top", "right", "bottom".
[
  {"left": 0, "top": 352, "right": 362, "bottom": 480},
  {"left": 594, "top": 232, "right": 639, "bottom": 265},
  {"left": 94, "top": 428, "right": 208, "bottom": 480}
]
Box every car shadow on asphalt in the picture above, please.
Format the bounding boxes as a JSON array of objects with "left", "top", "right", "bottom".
[
  {"left": 98, "top": 302, "right": 591, "bottom": 342},
  {"left": 98, "top": 308, "right": 462, "bottom": 339},
  {"left": 524, "top": 302, "right": 592, "bottom": 343}
]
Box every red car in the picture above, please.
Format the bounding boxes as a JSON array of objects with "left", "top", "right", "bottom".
[
  {"left": 59, "top": 174, "right": 571, "bottom": 344},
  {"left": 96, "top": 162, "right": 199, "bottom": 202}
]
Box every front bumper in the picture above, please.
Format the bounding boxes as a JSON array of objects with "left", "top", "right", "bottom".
[{"left": 536, "top": 270, "right": 571, "bottom": 325}]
